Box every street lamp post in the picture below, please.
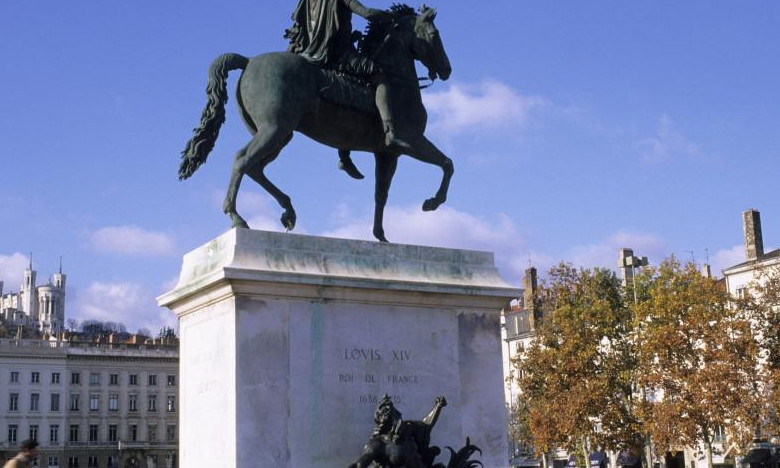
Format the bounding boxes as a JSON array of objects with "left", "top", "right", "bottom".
[{"left": 619, "top": 249, "right": 650, "bottom": 468}]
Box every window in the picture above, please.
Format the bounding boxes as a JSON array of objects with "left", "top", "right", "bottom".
[
  {"left": 129, "top": 424, "right": 138, "bottom": 442},
  {"left": 51, "top": 372, "right": 60, "bottom": 384},
  {"left": 32, "top": 371, "right": 41, "bottom": 383},
  {"left": 714, "top": 425, "right": 727, "bottom": 443},
  {"left": 89, "top": 394, "right": 99, "bottom": 411},
  {"left": 50, "top": 393, "right": 60, "bottom": 412},
  {"left": 69, "top": 425, "right": 79, "bottom": 442},
  {"left": 109, "top": 394, "right": 118, "bottom": 411},
  {"left": 108, "top": 425, "right": 117, "bottom": 442},
  {"left": 129, "top": 374, "right": 138, "bottom": 386},
  {"left": 107, "top": 456, "right": 116, "bottom": 468},
  {"left": 109, "top": 373, "right": 119, "bottom": 385},
  {"left": 89, "top": 373, "right": 100, "bottom": 386},
  {"left": 67, "top": 456, "right": 79, "bottom": 468},
  {"left": 70, "top": 394, "right": 80, "bottom": 411},
  {"left": 148, "top": 394, "right": 157, "bottom": 412},
  {"left": 148, "top": 374, "right": 157, "bottom": 386},
  {"left": 167, "top": 375, "right": 176, "bottom": 386},
  {"left": 50, "top": 425, "right": 59, "bottom": 443},
  {"left": 89, "top": 425, "right": 98, "bottom": 442},
  {"left": 8, "top": 424, "right": 18, "bottom": 444},
  {"left": 31, "top": 393, "right": 40, "bottom": 411},
  {"left": 71, "top": 372, "right": 80, "bottom": 385},
  {"left": 10, "top": 371, "right": 19, "bottom": 383},
  {"left": 148, "top": 424, "right": 157, "bottom": 442},
  {"left": 48, "top": 457, "right": 59, "bottom": 467},
  {"left": 87, "top": 456, "right": 98, "bottom": 468},
  {"left": 30, "top": 424, "right": 38, "bottom": 442},
  {"left": 9, "top": 393, "right": 19, "bottom": 411},
  {"left": 166, "top": 424, "right": 176, "bottom": 442},
  {"left": 128, "top": 394, "right": 138, "bottom": 412},
  {"left": 166, "top": 395, "right": 176, "bottom": 412}
]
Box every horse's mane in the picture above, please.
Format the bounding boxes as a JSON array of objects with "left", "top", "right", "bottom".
[{"left": 358, "top": 4, "right": 418, "bottom": 57}]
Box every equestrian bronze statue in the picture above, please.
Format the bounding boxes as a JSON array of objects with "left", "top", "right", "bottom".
[{"left": 179, "top": 3, "right": 453, "bottom": 242}]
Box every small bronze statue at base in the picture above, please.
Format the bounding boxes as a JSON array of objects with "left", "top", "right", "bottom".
[{"left": 348, "top": 395, "right": 482, "bottom": 468}]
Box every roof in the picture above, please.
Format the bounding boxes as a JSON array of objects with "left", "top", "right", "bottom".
[{"left": 723, "top": 248, "right": 780, "bottom": 273}]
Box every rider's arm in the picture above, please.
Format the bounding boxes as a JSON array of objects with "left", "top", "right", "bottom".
[{"left": 344, "top": 0, "right": 392, "bottom": 22}]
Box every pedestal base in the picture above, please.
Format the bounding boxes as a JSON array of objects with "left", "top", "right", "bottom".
[{"left": 159, "top": 229, "right": 518, "bottom": 468}]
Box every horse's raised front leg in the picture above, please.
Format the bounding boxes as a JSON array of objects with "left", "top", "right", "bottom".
[
  {"left": 373, "top": 152, "right": 399, "bottom": 242},
  {"left": 223, "top": 126, "right": 294, "bottom": 230},
  {"left": 404, "top": 135, "right": 454, "bottom": 212}
]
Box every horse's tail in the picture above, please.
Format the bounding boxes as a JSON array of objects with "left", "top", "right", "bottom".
[{"left": 179, "top": 53, "right": 250, "bottom": 180}]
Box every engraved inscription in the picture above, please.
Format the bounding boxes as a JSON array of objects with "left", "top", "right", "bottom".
[
  {"left": 344, "top": 348, "right": 383, "bottom": 361},
  {"left": 197, "top": 380, "right": 217, "bottom": 394},
  {"left": 360, "top": 394, "right": 402, "bottom": 405},
  {"left": 386, "top": 374, "right": 418, "bottom": 384},
  {"left": 337, "top": 347, "right": 421, "bottom": 404}
]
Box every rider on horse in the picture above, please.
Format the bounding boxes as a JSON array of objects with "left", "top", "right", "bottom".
[{"left": 285, "top": 0, "right": 415, "bottom": 164}]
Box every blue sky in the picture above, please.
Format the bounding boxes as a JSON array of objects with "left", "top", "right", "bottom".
[{"left": 1, "top": 1, "right": 779, "bottom": 332}]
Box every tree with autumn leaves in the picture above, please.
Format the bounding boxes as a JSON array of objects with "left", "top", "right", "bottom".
[
  {"left": 635, "top": 259, "right": 761, "bottom": 468},
  {"left": 513, "top": 258, "right": 769, "bottom": 468},
  {"left": 738, "top": 265, "right": 780, "bottom": 439},
  {"left": 515, "top": 264, "right": 641, "bottom": 466}
]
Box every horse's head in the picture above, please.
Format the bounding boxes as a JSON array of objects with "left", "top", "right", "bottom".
[
  {"left": 365, "top": 4, "right": 451, "bottom": 82},
  {"left": 410, "top": 5, "right": 451, "bottom": 81}
]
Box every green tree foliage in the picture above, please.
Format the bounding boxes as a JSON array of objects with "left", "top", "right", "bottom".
[
  {"left": 636, "top": 259, "right": 761, "bottom": 467},
  {"left": 515, "top": 264, "right": 641, "bottom": 459}
]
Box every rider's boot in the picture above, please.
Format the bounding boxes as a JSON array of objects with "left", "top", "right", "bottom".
[
  {"left": 383, "top": 120, "right": 414, "bottom": 154},
  {"left": 338, "top": 149, "right": 364, "bottom": 180}
]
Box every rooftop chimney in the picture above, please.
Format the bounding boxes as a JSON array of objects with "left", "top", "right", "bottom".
[
  {"left": 522, "top": 267, "right": 537, "bottom": 313},
  {"left": 743, "top": 209, "right": 764, "bottom": 261}
]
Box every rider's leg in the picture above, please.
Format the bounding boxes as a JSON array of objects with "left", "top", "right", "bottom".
[{"left": 374, "top": 75, "right": 414, "bottom": 153}]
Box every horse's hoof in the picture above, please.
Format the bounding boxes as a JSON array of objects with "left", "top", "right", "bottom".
[
  {"left": 281, "top": 210, "right": 297, "bottom": 231},
  {"left": 374, "top": 229, "right": 389, "bottom": 243},
  {"left": 230, "top": 215, "right": 249, "bottom": 229},
  {"left": 422, "top": 198, "right": 442, "bottom": 212}
]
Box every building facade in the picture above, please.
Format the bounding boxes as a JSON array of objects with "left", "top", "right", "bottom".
[
  {"left": 0, "top": 262, "right": 179, "bottom": 468},
  {"left": 0, "top": 337, "right": 179, "bottom": 468},
  {"left": 723, "top": 209, "right": 780, "bottom": 300}
]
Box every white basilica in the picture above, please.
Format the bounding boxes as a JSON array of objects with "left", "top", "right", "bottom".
[{"left": 0, "top": 258, "right": 66, "bottom": 334}]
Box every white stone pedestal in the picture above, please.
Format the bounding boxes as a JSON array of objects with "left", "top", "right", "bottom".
[{"left": 158, "top": 229, "right": 518, "bottom": 468}]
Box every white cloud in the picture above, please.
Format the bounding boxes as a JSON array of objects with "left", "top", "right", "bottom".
[
  {"left": 423, "top": 80, "right": 547, "bottom": 134},
  {"left": 0, "top": 252, "right": 29, "bottom": 290},
  {"left": 318, "top": 205, "right": 674, "bottom": 288},
  {"left": 711, "top": 245, "right": 745, "bottom": 275},
  {"left": 321, "top": 204, "right": 527, "bottom": 284},
  {"left": 639, "top": 115, "right": 702, "bottom": 164},
  {"left": 70, "top": 281, "right": 176, "bottom": 333},
  {"left": 565, "top": 230, "right": 667, "bottom": 271},
  {"left": 90, "top": 226, "right": 176, "bottom": 257}
]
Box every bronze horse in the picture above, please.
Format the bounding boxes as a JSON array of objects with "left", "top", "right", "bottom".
[{"left": 179, "top": 5, "right": 452, "bottom": 242}]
